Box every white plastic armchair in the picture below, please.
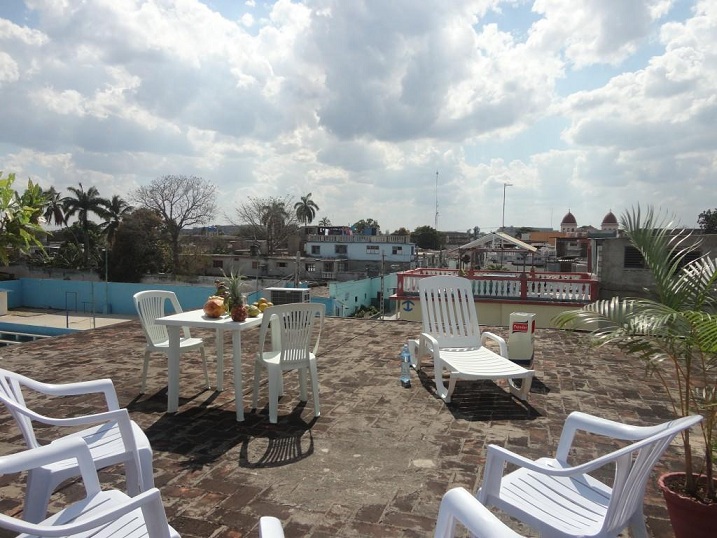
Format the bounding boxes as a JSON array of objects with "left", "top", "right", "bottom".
[
  {"left": 434, "top": 487, "right": 524, "bottom": 538},
  {"left": 0, "top": 437, "right": 178, "bottom": 537},
  {"left": 415, "top": 275, "right": 534, "bottom": 402},
  {"left": 259, "top": 516, "right": 285, "bottom": 537},
  {"left": 252, "top": 303, "right": 325, "bottom": 423},
  {"left": 133, "top": 290, "right": 209, "bottom": 394},
  {"left": 477, "top": 411, "right": 703, "bottom": 538},
  {"left": 0, "top": 368, "right": 155, "bottom": 523}
]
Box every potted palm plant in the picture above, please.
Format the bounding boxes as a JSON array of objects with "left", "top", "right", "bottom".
[{"left": 554, "top": 206, "right": 717, "bottom": 537}]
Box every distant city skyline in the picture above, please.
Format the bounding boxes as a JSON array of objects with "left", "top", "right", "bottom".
[{"left": 0, "top": 1, "right": 713, "bottom": 233}]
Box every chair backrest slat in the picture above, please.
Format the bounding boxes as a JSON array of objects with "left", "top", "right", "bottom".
[
  {"left": 259, "top": 303, "right": 325, "bottom": 366},
  {"left": 134, "top": 290, "right": 190, "bottom": 344},
  {"left": 602, "top": 414, "right": 702, "bottom": 534},
  {"left": 419, "top": 276, "right": 482, "bottom": 348}
]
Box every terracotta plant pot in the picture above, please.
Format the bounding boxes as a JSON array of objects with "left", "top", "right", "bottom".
[{"left": 658, "top": 472, "right": 717, "bottom": 538}]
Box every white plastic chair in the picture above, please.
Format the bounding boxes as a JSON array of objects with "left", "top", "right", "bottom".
[
  {"left": 0, "top": 437, "right": 179, "bottom": 537},
  {"left": 415, "top": 275, "right": 534, "bottom": 402},
  {"left": 257, "top": 489, "right": 524, "bottom": 538},
  {"left": 133, "top": 290, "right": 209, "bottom": 394},
  {"left": 251, "top": 303, "right": 325, "bottom": 424},
  {"left": 434, "top": 487, "right": 524, "bottom": 538},
  {"left": 0, "top": 368, "right": 155, "bottom": 523},
  {"left": 259, "top": 516, "right": 285, "bottom": 537},
  {"left": 476, "top": 411, "right": 703, "bottom": 538}
]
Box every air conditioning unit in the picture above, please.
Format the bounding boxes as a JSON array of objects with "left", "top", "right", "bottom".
[{"left": 265, "top": 287, "right": 310, "bottom": 305}]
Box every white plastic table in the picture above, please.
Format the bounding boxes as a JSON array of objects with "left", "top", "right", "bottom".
[{"left": 155, "top": 309, "right": 263, "bottom": 421}]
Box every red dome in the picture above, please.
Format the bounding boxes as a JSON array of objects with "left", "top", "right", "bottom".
[
  {"left": 561, "top": 211, "right": 577, "bottom": 225},
  {"left": 602, "top": 211, "right": 618, "bottom": 225}
]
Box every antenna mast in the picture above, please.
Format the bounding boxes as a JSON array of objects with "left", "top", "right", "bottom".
[{"left": 434, "top": 171, "right": 439, "bottom": 229}]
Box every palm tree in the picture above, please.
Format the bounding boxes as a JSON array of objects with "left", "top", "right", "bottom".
[
  {"left": 62, "top": 183, "right": 109, "bottom": 267},
  {"left": 318, "top": 217, "right": 331, "bottom": 226},
  {"left": 101, "top": 195, "right": 133, "bottom": 247},
  {"left": 554, "top": 206, "right": 717, "bottom": 502},
  {"left": 261, "top": 200, "right": 290, "bottom": 255},
  {"left": 294, "top": 193, "right": 319, "bottom": 225},
  {"left": 43, "top": 187, "right": 66, "bottom": 226}
]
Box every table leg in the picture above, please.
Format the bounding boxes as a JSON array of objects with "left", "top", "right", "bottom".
[
  {"left": 215, "top": 328, "right": 224, "bottom": 391},
  {"left": 233, "top": 329, "right": 244, "bottom": 422},
  {"left": 166, "top": 325, "right": 181, "bottom": 413}
]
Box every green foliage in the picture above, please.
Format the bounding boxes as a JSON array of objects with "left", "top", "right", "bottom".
[
  {"left": 352, "top": 218, "right": 380, "bottom": 234},
  {"left": 698, "top": 209, "right": 717, "bottom": 234},
  {"left": 0, "top": 172, "right": 47, "bottom": 265},
  {"left": 554, "top": 205, "right": 717, "bottom": 501},
  {"left": 109, "top": 208, "right": 170, "bottom": 282},
  {"left": 294, "top": 193, "right": 319, "bottom": 225},
  {"left": 411, "top": 225, "right": 444, "bottom": 250},
  {"left": 52, "top": 222, "right": 105, "bottom": 269}
]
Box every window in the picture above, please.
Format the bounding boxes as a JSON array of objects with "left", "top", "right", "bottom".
[
  {"left": 311, "top": 245, "right": 320, "bottom": 255},
  {"left": 366, "top": 245, "right": 379, "bottom": 255},
  {"left": 212, "top": 260, "right": 223, "bottom": 268},
  {"left": 305, "top": 263, "right": 316, "bottom": 272},
  {"left": 251, "top": 261, "right": 259, "bottom": 269},
  {"left": 277, "top": 262, "right": 287, "bottom": 268},
  {"left": 392, "top": 246, "right": 403, "bottom": 255},
  {"left": 338, "top": 261, "right": 348, "bottom": 272},
  {"left": 624, "top": 246, "right": 645, "bottom": 269},
  {"left": 335, "top": 245, "right": 347, "bottom": 254}
]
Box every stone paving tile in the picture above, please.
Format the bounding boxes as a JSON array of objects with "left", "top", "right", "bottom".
[{"left": 0, "top": 317, "right": 690, "bottom": 537}]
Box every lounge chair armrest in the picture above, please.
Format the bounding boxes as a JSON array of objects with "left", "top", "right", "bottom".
[
  {"left": 17, "top": 376, "right": 120, "bottom": 410},
  {"left": 435, "top": 487, "right": 524, "bottom": 538},
  {"left": 481, "top": 331, "right": 508, "bottom": 357},
  {"left": 420, "top": 332, "right": 440, "bottom": 357}
]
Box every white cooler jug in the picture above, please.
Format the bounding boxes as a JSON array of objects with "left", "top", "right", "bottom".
[{"left": 508, "top": 312, "right": 536, "bottom": 367}]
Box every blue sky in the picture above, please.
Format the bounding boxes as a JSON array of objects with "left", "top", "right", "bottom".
[{"left": 0, "top": 0, "right": 714, "bottom": 234}]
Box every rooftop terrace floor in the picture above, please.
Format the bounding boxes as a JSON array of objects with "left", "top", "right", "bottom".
[{"left": 0, "top": 315, "right": 684, "bottom": 537}]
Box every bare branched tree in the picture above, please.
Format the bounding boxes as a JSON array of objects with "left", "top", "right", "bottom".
[
  {"left": 133, "top": 175, "right": 217, "bottom": 271},
  {"left": 234, "top": 195, "right": 299, "bottom": 255}
]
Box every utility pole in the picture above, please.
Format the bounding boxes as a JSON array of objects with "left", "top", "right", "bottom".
[
  {"left": 500, "top": 182, "right": 513, "bottom": 267},
  {"left": 434, "top": 171, "right": 439, "bottom": 229}
]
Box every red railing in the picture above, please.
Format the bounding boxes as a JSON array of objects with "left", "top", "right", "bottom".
[{"left": 396, "top": 268, "right": 598, "bottom": 304}]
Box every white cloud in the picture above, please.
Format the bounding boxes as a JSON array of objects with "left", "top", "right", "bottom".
[{"left": 0, "top": 0, "right": 713, "bottom": 234}]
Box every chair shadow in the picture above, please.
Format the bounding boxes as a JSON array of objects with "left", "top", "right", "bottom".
[
  {"left": 128, "top": 390, "right": 317, "bottom": 470},
  {"left": 415, "top": 367, "right": 542, "bottom": 421}
]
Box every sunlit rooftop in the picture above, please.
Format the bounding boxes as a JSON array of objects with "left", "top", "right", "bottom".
[{"left": 0, "top": 313, "right": 684, "bottom": 537}]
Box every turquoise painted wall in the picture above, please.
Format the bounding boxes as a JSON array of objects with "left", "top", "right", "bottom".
[{"left": 2, "top": 278, "right": 335, "bottom": 316}]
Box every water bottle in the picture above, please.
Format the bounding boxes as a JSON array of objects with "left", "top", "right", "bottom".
[{"left": 400, "top": 343, "right": 411, "bottom": 388}]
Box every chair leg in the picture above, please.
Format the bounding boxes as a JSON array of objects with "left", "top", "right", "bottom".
[
  {"left": 200, "top": 347, "right": 210, "bottom": 389},
  {"left": 628, "top": 509, "right": 649, "bottom": 538},
  {"left": 23, "top": 467, "right": 55, "bottom": 523},
  {"left": 252, "top": 361, "right": 262, "bottom": 409},
  {"left": 309, "top": 361, "right": 320, "bottom": 418},
  {"left": 125, "top": 444, "right": 156, "bottom": 495},
  {"left": 434, "top": 359, "right": 451, "bottom": 402},
  {"left": 141, "top": 350, "right": 151, "bottom": 394},
  {"left": 298, "top": 368, "right": 308, "bottom": 402},
  {"left": 268, "top": 369, "right": 280, "bottom": 424},
  {"left": 446, "top": 375, "right": 458, "bottom": 403}
]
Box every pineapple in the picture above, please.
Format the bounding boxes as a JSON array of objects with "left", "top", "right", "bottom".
[{"left": 224, "top": 270, "right": 247, "bottom": 322}]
